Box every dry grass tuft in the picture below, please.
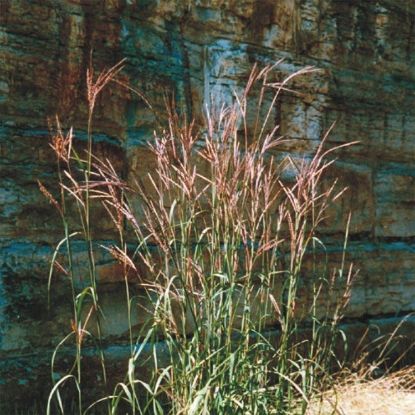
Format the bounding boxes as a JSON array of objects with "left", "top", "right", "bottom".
[{"left": 308, "top": 366, "right": 415, "bottom": 415}]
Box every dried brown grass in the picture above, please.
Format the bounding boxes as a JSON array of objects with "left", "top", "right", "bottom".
[{"left": 307, "top": 366, "right": 415, "bottom": 415}]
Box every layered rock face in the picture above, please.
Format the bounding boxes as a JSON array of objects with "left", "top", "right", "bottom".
[{"left": 1, "top": 0, "right": 415, "bottom": 410}]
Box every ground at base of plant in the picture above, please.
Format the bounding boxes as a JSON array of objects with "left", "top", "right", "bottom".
[{"left": 306, "top": 365, "right": 415, "bottom": 415}]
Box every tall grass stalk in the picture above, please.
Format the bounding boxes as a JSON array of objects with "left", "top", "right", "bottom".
[{"left": 43, "top": 61, "right": 355, "bottom": 414}]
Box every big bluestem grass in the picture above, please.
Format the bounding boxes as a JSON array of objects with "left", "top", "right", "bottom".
[{"left": 42, "top": 61, "right": 356, "bottom": 414}]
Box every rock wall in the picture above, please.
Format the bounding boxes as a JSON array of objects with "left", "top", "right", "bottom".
[{"left": 1, "top": 0, "right": 415, "bottom": 410}]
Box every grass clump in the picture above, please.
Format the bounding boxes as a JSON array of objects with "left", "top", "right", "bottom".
[{"left": 42, "top": 61, "right": 356, "bottom": 414}]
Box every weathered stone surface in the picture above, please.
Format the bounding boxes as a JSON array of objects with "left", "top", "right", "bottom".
[
  {"left": 374, "top": 166, "right": 415, "bottom": 237},
  {"left": 321, "top": 162, "right": 375, "bottom": 235},
  {"left": 1, "top": 0, "right": 415, "bottom": 411}
]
